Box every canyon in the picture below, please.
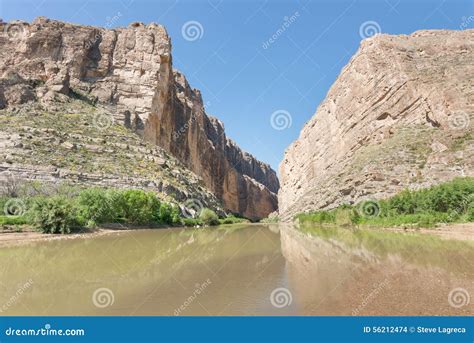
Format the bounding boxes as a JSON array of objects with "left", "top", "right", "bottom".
[
  {"left": 279, "top": 29, "right": 473, "bottom": 220},
  {"left": 0, "top": 17, "right": 278, "bottom": 220},
  {"left": 1, "top": 18, "right": 472, "bottom": 222}
]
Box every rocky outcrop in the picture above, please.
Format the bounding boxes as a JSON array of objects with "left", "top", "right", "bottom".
[
  {"left": 0, "top": 17, "right": 278, "bottom": 219},
  {"left": 279, "top": 29, "right": 473, "bottom": 220},
  {"left": 0, "top": 100, "right": 223, "bottom": 213}
]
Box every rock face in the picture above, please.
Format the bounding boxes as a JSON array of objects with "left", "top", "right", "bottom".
[
  {"left": 279, "top": 29, "right": 473, "bottom": 220},
  {"left": 0, "top": 17, "right": 278, "bottom": 219}
]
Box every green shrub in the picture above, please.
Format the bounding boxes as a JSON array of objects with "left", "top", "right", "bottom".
[
  {"left": 220, "top": 215, "right": 249, "bottom": 225},
  {"left": 468, "top": 207, "right": 474, "bottom": 221},
  {"left": 296, "top": 177, "right": 474, "bottom": 228},
  {"left": 78, "top": 188, "right": 182, "bottom": 226},
  {"left": 29, "top": 197, "right": 80, "bottom": 234},
  {"left": 183, "top": 218, "right": 202, "bottom": 227},
  {"left": 77, "top": 188, "right": 115, "bottom": 225},
  {"left": 118, "top": 189, "right": 161, "bottom": 224},
  {"left": 221, "top": 217, "right": 235, "bottom": 224},
  {"left": 199, "top": 208, "right": 219, "bottom": 226},
  {"left": 158, "top": 203, "right": 181, "bottom": 225}
]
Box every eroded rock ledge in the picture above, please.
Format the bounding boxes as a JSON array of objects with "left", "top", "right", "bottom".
[{"left": 0, "top": 17, "right": 279, "bottom": 220}]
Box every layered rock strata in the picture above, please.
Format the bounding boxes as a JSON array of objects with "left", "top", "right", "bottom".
[{"left": 279, "top": 29, "right": 473, "bottom": 220}]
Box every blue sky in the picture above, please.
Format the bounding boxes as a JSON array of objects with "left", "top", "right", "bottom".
[{"left": 1, "top": 0, "right": 472, "bottom": 171}]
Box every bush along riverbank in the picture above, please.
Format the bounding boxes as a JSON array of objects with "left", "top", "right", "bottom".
[
  {"left": 0, "top": 187, "right": 249, "bottom": 234},
  {"left": 295, "top": 177, "right": 474, "bottom": 228}
]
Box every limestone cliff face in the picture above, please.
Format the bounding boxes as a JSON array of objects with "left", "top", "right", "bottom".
[
  {"left": 151, "top": 71, "right": 278, "bottom": 220},
  {"left": 0, "top": 17, "right": 278, "bottom": 219},
  {"left": 279, "top": 29, "right": 473, "bottom": 220}
]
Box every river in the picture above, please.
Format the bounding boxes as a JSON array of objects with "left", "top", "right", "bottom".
[{"left": 0, "top": 224, "right": 472, "bottom": 315}]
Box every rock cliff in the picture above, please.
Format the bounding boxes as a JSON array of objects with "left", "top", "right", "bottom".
[
  {"left": 0, "top": 17, "right": 278, "bottom": 219},
  {"left": 279, "top": 29, "right": 473, "bottom": 220}
]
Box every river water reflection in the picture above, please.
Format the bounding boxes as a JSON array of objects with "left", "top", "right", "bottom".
[{"left": 0, "top": 224, "right": 472, "bottom": 315}]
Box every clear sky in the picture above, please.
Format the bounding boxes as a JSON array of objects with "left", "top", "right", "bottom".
[{"left": 1, "top": 0, "right": 472, "bottom": 171}]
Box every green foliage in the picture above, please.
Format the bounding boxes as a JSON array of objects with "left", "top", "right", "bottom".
[
  {"left": 183, "top": 218, "right": 203, "bottom": 227},
  {"left": 77, "top": 188, "right": 182, "bottom": 227},
  {"left": 3, "top": 185, "right": 225, "bottom": 233},
  {"left": 467, "top": 206, "right": 474, "bottom": 221},
  {"left": 296, "top": 177, "right": 474, "bottom": 228},
  {"left": 220, "top": 214, "right": 249, "bottom": 225},
  {"left": 157, "top": 202, "right": 182, "bottom": 225},
  {"left": 199, "top": 208, "right": 220, "bottom": 226},
  {"left": 77, "top": 188, "right": 115, "bottom": 224},
  {"left": 0, "top": 215, "right": 29, "bottom": 225},
  {"left": 117, "top": 189, "right": 161, "bottom": 224},
  {"left": 29, "top": 197, "right": 80, "bottom": 234}
]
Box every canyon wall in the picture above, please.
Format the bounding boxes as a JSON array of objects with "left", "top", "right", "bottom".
[
  {"left": 0, "top": 17, "right": 278, "bottom": 219},
  {"left": 279, "top": 29, "right": 473, "bottom": 220}
]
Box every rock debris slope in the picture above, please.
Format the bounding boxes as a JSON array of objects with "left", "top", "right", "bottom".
[
  {"left": 0, "top": 17, "right": 278, "bottom": 219},
  {"left": 279, "top": 29, "right": 473, "bottom": 220}
]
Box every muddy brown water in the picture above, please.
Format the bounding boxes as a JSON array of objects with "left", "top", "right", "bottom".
[{"left": 0, "top": 224, "right": 472, "bottom": 315}]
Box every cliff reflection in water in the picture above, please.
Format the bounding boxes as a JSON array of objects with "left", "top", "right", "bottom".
[{"left": 279, "top": 224, "right": 474, "bottom": 315}]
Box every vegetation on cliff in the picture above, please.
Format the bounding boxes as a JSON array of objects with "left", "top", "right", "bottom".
[{"left": 295, "top": 177, "right": 474, "bottom": 228}]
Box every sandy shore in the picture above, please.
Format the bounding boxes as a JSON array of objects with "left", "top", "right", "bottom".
[
  {"left": 380, "top": 222, "right": 474, "bottom": 241},
  {"left": 0, "top": 227, "right": 132, "bottom": 248}
]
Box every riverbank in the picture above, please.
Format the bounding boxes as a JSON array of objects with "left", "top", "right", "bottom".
[
  {"left": 295, "top": 177, "right": 474, "bottom": 229},
  {"left": 380, "top": 222, "right": 474, "bottom": 241},
  {"left": 0, "top": 227, "right": 115, "bottom": 247},
  {"left": 1, "top": 222, "right": 473, "bottom": 248}
]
